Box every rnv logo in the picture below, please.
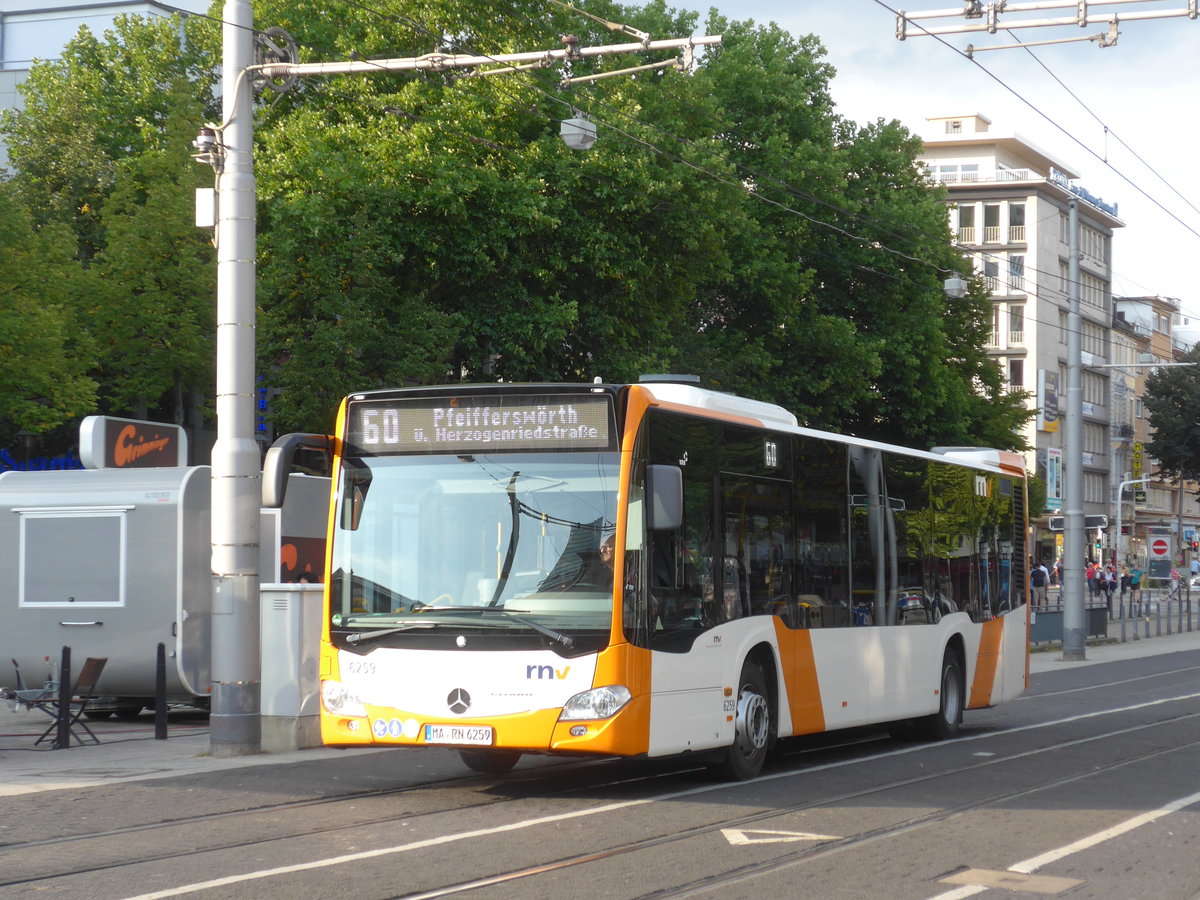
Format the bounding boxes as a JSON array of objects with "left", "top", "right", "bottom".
[{"left": 526, "top": 664, "right": 571, "bottom": 680}]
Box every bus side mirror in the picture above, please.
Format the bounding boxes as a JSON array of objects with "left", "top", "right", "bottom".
[
  {"left": 646, "top": 465, "right": 683, "bottom": 531},
  {"left": 263, "top": 433, "right": 335, "bottom": 508}
]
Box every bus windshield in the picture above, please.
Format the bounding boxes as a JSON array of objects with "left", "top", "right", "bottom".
[{"left": 328, "top": 451, "right": 620, "bottom": 655}]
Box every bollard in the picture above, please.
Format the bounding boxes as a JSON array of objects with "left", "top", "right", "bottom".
[
  {"left": 1167, "top": 596, "right": 1172, "bottom": 636},
  {"left": 55, "top": 645, "right": 72, "bottom": 750},
  {"left": 154, "top": 642, "right": 168, "bottom": 740},
  {"left": 1120, "top": 601, "right": 1127, "bottom": 642}
]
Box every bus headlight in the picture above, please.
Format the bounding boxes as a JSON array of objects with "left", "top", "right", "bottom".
[
  {"left": 559, "top": 685, "right": 632, "bottom": 720},
  {"left": 321, "top": 680, "right": 366, "bottom": 717}
]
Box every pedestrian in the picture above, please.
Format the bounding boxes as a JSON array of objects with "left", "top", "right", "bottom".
[
  {"left": 1119, "top": 566, "right": 1132, "bottom": 616},
  {"left": 1131, "top": 564, "right": 1144, "bottom": 615},
  {"left": 1054, "top": 557, "right": 1063, "bottom": 586},
  {"left": 1086, "top": 561, "right": 1098, "bottom": 599},
  {"left": 1029, "top": 562, "right": 1049, "bottom": 609},
  {"left": 1104, "top": 563, "right": 1117, "bottom": 617}
]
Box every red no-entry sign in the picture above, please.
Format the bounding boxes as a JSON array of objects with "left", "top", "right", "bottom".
[{"left": 1151, "top": 538, "right": 1169, "bottom": 557}]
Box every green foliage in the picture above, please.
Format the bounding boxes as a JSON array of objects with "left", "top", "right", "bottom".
[
  {"left": 0, "top": 185, "right": 98, "bottom": 442},
  {"left": 2, "top": 13, "right": 217, "bottom": 426},
  {"left": 1145, "top": 345, "right": 1200, "bottom": 487},
  {"left": 2, "top": 0, "right": 1032, "bottom": 453}
]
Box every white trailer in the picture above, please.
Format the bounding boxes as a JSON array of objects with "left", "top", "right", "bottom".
[{"left": 0, "top": 467, "right": 329, "bottom": 715}]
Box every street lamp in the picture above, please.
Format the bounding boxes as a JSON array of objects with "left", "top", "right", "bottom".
[
  {"left": 943, "top": 274, "right": 969, "bottom": 299},
  {"left": 560, "top": 113, "right": 597, "bottom": 150}
]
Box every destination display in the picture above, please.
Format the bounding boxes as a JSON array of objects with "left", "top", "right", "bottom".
[{"left": 347, "top": 394, "right": 615, "bottom": 454}]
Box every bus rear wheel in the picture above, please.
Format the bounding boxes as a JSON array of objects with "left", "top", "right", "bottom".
[
  {"left": 917, "top": 650, "right": 964, "bottom": 740},
  {"left": 458, "top": 748, "right": 522, "bottom": 775},
  {"left": 712, "top": 661, "right": 770, "bottom": 781}
]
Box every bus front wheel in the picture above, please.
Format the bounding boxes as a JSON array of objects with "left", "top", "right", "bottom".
[
  {"left": 459, "top": 748, "right": 522, "bottom": 774},
  {"left": 712, "top": 661, "right": 770, "bottom": 781}
]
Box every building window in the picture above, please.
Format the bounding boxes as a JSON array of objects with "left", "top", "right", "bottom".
[
  {"left": 1083, "top": 371, "right": 1106, "bottom": 407},
  {"left": 1008, "top": 203, "right": 1026, "bottom": 242},
  {"left": 984, "top": 204, "right": 1001, "bottom": 243},
  {"left": 946, "top": 120, "right": 963, "bottom": 134},
  {"left": 983, "top": 258, "right": 999, "bottom": 292},
  {"left": 1008, "top": 358, "right": 1024, "bottom": 388},
  {"left": 1008, "top": 254, "right": 1025, "bottom": 292},
  {"left": 1008, "top": 304, "right": 1024, "bottom": 344},
  {"left": 1082, "top": 321, "right": 1106, "bottom": 357},
  {"left": 1081, "top": 272, "right": 1106, "bottom": 310},
  {"left": 957, "top": 204, "right": 976, "bottom": 243},
  {"left": 1084, "top": 472, "right": 1105, "bottom": 505}
]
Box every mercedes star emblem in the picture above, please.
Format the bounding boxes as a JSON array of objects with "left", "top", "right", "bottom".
[{"left": 447, "top": 688, "right": 471, "bottom": 715}]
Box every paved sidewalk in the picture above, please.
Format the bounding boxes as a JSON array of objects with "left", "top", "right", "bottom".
[
  {"left": 1030, "top": 617, "right": 1200, "bottom": 673},
  {"left": 5, "top": 617, "right": 1200, "bottom": 797}
]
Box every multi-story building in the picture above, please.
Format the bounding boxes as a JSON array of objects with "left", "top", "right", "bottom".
[
  {"left": 919, "top": 113, "right": 1126, "bottom": 565},
  {"left": 1115, "top": 296, "right": 1200, "bottom": 560}
]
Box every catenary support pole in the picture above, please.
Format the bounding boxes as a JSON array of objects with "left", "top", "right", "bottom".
[
  {"left": 209, "top": 0, "right": 261, "bottom": 757},
  {"left": 1062, "top": 198, "right": 1086, "bottom": 661}
]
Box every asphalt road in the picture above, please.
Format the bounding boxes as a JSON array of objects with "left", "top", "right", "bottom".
[{"left": 3, "top": 648, "right": 1200, "bottom": 900}]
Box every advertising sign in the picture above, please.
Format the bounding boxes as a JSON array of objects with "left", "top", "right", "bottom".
[
  {"left": 1045, "top": 447, "right": 1062, "bottom": 511},
  {"left": 1038, "top": 370, "right": 1060, "bottom": 433},
  {"left": 79, "top": 416, "right": 187, "bottom": 470}
]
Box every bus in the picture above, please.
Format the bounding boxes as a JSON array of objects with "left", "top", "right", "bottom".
[{"left": 263, "top": 376, "right": 1029, "bottom": 780}]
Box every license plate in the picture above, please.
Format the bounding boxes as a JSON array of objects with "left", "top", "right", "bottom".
[{"left": 423, "top": 724, "right": 494, "bottom": 745}]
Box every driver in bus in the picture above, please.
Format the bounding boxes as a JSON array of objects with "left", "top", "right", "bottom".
[{"left": 587, "top": 534, "right": 616, "bottom": 589}]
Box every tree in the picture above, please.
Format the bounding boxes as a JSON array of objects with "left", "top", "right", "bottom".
[
  {"left": 2, "top": 14, "right": 218, "bottom": 427},
  {"left": 0, "top": 184, "right": 98, "bottom": 446},
  {"left": 1144, "top": 345, "right": 1200, "bottom": 487}
]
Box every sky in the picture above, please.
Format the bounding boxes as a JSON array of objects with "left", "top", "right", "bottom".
[{"left": 673, "top": 0, "right": 1200, "bottom": 315}]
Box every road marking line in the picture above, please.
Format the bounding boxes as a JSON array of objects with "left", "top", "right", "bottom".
[
  {"left": 722, "top": 828, "right": 841, "bottom": 845},
  {"left": 942, "top": 868, "right": 1082, "bottom": 894},
  {"left": 1008, "top": 788, "right": 1200, "bottom": 874},
  {"left": 926, "top": 789, "right": 1200, "bottom": 899}
]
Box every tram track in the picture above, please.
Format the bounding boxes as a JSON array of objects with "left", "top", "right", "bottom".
[
  {"left": 6, "top": 696, "right": 1200, "bottom": 897},
  {"left": 392, "top": 710, "right": 1200, "bottom": 900}
]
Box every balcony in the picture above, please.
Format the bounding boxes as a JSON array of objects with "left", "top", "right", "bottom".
[
  {"left": 957, "top": 226, "right": 976, "bottom": 243},
  {"left": 935, "top": 168, "right": 1039, "bottom": 184},
  {"left": 1008, "top": 225, "right": 1026, "bottom": 242},
  {"left": 1008, "top": 330, "right": 1025, "bottom": 345},
  {"left": 983, "top": 226, "right": 1001, "bottom": 243}
]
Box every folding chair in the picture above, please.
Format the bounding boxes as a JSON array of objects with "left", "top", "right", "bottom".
[
  {"left": 3, "top": 658, "right": 57, "bottom": 714},
  {"left": 35, "top": 657, "right": 108, "bottom": 748}
]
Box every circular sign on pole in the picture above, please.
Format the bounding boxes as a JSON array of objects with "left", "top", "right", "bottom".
[{"left": 1151, "top": 538, "right": 1169, "bottom": 557}]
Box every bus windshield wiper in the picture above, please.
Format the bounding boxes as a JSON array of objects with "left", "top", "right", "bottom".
[
  {"left": 344, "top": 622, "right": 436, "bottom": 645},
  {"left": 480, "top": 609, "right": 575, "bottom": 649}
]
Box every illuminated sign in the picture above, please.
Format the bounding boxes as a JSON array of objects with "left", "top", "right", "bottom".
[
  {"left": 347, "top": 394, "right": 615, "bottom": 453},
  {"left": 78, "top": 416, "right": 186, "bottom": 469}
]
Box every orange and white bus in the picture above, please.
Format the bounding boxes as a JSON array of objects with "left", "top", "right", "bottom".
[{"left": 264, "top": 376, "right": 1029, "bottom": 779}]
